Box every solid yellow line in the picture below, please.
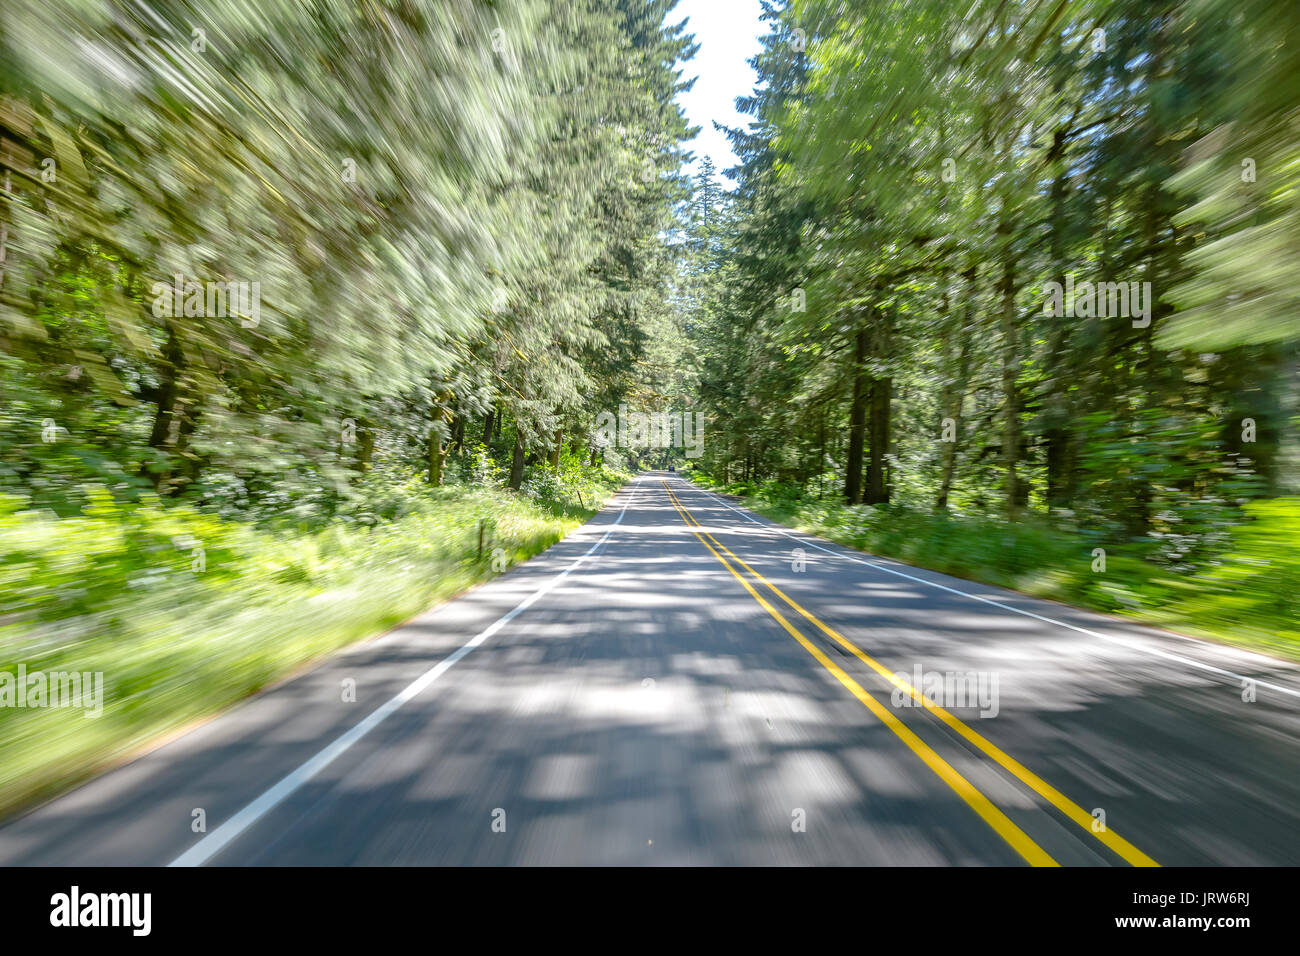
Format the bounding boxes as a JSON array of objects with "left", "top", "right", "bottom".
[
  {"left": 660, "top": 482, "right": 1058, "bottom": 867},
  {"left": 664, "top": 482, "right": 1160, "bottom": 868}
]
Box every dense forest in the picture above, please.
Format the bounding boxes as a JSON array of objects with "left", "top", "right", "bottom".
[
  {"left": 2, "top": 0, "right": 694, "bottom": 513},
  {"left": 1, "top": 0, "right": 1298, "bottom": 814},
  {"left": 682, "top": 0, "right": 1298, "bottom": 650},
  {"left": 693, "top": 0, "right": 1297, "bottom": 511}
]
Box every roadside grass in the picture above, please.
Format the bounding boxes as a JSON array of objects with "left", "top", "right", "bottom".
[
  {"left": 687, "top": 473, "right": 1300, "bottom": 664},
  {"left": 0, "top": 470, "right": 626, "bottom": 820}
]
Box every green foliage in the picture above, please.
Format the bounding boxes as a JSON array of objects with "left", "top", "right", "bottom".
[
  {"left": 1163, "top": 0, "right": 1300, "bottom": 348},
  {"left": 521, "top": 448, "right": 628, "bottom": 511},
  {"left": 0, "top": 0, "right": 692, "bottom": 509},
  {"left": 0, "top": 467, "right": 627, "bottom": 819},
  {"left": 684, "top": 0, "right": 1298, "bottom": 615}
]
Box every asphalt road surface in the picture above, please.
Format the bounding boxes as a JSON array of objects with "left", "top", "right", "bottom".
[{"left": 4, "top": 472, "right": 1300, "bottom": 866}]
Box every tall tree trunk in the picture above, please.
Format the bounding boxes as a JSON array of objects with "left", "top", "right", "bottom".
[
  {"left": 427, "top": 397, "right": 452, "bottom": 485},
  {"left": 508, "top": 425, "right": 526, "bottom": 490},
  {"left": 427, "top": 431, "right": 443, "bottom": 485},
  {"left": 817, "top": 412, "right": 827, "bottom": 500},
  {"left": 170, "top": 401, "right": 203, "bottom": 495},
  {"left": 451, "top": 414, "right": 465, "bottom": 453},
  {"left": 937, "top": 269, "right": 975, "bottom": 510},
  {"left": 143, "top": 323, "right": 183, "bottom": 490},
  {"left": 483, "top": 408, "right": 495, "bottom": 445},
  {"left": 549, "top": 428, "right": 563, "bottom": 468},
  {"left": 998, "top": 246, "right": 1023, "bottom": 518},
  {"left": 1044, "top": 431, "right": 1074, "bottom": 509},
  {"left": 865, "top": 377, "right": 891, "bottom": 504},
  {"left": 844, "top": 324, "right": 869, "bottom": 504},
  {"left": 354, "top": 414, "right": 375, "bottom": 472},
  {"left": 1043, "top": 114, "right": 1079, "bottom": 511}
]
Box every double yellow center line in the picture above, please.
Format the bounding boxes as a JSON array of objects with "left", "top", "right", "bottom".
[{"left": 661, "top": 480, "right": 1158, "bottom": 868}]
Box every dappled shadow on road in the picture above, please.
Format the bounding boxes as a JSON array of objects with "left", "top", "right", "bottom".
[
  {"left": 4, "top": 477, "right": 1299, "bottom": 865},
  {"left": 227, "top": 493, "right": 1030, "bottom": 866},
  {"left": 658, "top": 481, "right": 1300, "bottom": 866}
]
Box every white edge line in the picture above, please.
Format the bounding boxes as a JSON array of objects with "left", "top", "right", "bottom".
[
  {"left": 678, "top": 479, "right": 1300, "bottom": 702},
  {"left": 169, "top": 478, "right": 642, "bottom": 867}
]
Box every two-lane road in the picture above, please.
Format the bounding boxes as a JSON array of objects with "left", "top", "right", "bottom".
[{"left": 4, "top": 472, "right": 1299, "bottom": 865}]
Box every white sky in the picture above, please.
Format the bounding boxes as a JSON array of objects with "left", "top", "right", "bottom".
[{"left": 670, "top": 0, "right": 765, "bottom": 189}]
